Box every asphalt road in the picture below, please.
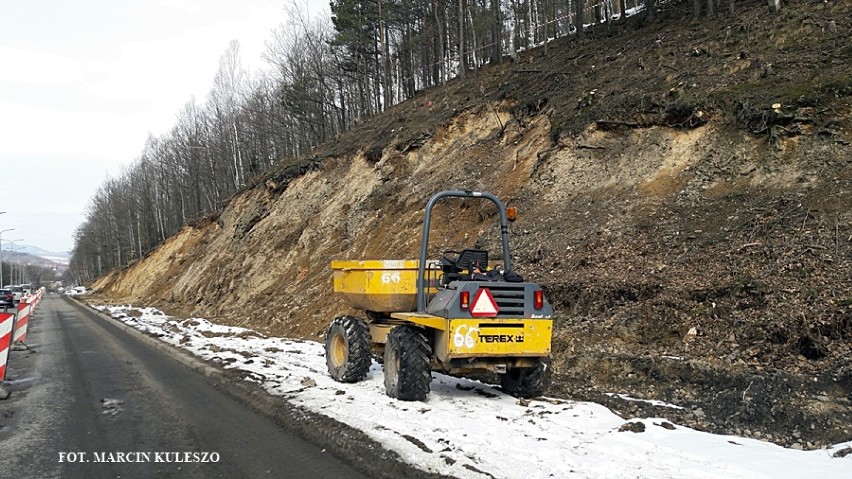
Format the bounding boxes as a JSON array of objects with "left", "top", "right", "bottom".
[{"left": 0, "top": 295, "right": 368, "bottom": 479}]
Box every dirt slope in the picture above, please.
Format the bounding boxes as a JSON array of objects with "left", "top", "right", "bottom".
[{"left": 89, "top": 1, "right": 851, "bottom": 449}]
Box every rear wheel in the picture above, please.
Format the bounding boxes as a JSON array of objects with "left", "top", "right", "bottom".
[
  {"left": 384, "top": 326, "right": 431, "bottom": 401},
  {"left": 501, "top": 360, "right": 547, "bottom": 398},
  {"left": 325, "top": 316, "right": 372, "bottom": 383}
]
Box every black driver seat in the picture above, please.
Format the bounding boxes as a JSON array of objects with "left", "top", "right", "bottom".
[{"left": 440, "top": 249, "right": 488, "bottom": 285}]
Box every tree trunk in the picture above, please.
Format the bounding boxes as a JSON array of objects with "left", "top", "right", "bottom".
[
  {"left": 401, "top": 0, "right": 415, "bottom": 97},
  {"left": 543, "top": 0, "right": 550, "bottom": 55},
  {"left": 575, "top": 0, "right": 585, "bottom": 37},
  {"left": 491, "top": 0, "right": 502, "bottom": 63},
  {"left": 511, "top": 0, "right": 521, "bottom": 52},
  {"left": 468, "top": 6, "right": 480, "bottom": 66},
  {"left": 767, "top": 0, "right": 780, "bottom": 13},
  {"left": 420, "top": 14, "right": 432, "bottom": 88},
  {"left": 433, "top": 0, "right": 444, "bottom": 84},
  {"left": 459, "top": 0, "right": 466, "bottom": 77},
  {"left": 379, "top": 0, "right": 391, "bottom": 109}
]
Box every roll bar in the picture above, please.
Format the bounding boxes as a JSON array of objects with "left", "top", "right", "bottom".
[{"left": 416, "top": 190, "right": 512, "bottom": 312}]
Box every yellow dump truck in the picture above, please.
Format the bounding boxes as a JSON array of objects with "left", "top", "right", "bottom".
[{"left": 325, "top": 191, "right": 554, "bottom": 401}]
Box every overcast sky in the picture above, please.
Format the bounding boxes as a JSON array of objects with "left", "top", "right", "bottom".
[{"left": 0, "top": 0, "right": 327, "bottom": 253}]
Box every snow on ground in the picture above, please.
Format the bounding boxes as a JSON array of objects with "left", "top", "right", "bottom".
[{"left": 94, "top": 305, "right": 850, "bottom": 479}]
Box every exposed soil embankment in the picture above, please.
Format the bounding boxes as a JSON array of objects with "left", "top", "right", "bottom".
[{"left": 90, "top": 1, "right": 851, "bottom": 449}]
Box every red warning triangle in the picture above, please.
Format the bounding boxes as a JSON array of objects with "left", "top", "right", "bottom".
[{"left": 470, "top": 288, "right": 499, "bottom": 317}]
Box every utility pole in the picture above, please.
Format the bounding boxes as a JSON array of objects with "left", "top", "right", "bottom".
[
  {"left": 9, "top": 240, "right": 23, "bottom": 285},
  {"left": 0, "top": 227, "right": 14, "bottom": 286}
]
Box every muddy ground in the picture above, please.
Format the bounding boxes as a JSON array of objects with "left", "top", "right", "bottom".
[{"left": 520, "top": 184, "right": 852, "bottom": 448}]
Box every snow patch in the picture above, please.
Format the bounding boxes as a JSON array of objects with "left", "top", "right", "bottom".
[{"left": 93, "top": 304, "right": 851, "bottom": 479}]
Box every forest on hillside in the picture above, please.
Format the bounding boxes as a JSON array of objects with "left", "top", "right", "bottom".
[{"left": 69, "top": 0, "right": 782, "bottom": 283}]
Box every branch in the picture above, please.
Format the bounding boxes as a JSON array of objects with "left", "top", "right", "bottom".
[{"left": 596, "top": 119, "right": 640, "bottom": 129}]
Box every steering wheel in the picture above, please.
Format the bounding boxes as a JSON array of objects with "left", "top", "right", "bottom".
[{"left": 441, "top": 250, "right": 462, "bottom": 270}]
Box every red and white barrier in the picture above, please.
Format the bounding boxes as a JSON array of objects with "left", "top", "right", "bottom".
[
  {"left": 0, "top": 312, "right": 13, "bottom": 381},
  {"left": 20, "top": 288, "right": 43, "bottom": 313},
  {"left": 13, "top": 300, "right": 31, "bottom": 344}
]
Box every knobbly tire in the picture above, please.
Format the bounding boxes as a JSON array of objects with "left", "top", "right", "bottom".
[
  {"left": 383, "top": 325, "right": 432, "bottom": 401},
  {"left": 501, "top": 360, "right": 546, "bottom": 398},
  {"left": 325, "top": 316, "right": 372, "bottom": 383}
]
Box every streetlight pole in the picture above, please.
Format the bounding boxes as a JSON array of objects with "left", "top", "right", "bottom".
[
  {"left": 0, "top": 210, "right": 7, "bottom": 283},
  {"left": 9, "top": 239, "right": 23, "bottom": 285},
  {"left": 0, "top": 212, "right": 5, "bottom": 284},
  {"left": 0, "top": 227, "right": 14, "bottom": 286}
]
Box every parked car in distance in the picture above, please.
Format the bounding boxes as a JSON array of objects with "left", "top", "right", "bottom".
[
  {"left": 20, "top": 283, "right": 32, "bottom": 295},
  {"left": 0, "top": 288, "right": 14, "bottom": 310},
  {"left": 6, "top": 285, "right": 23, "bottom": 304}
]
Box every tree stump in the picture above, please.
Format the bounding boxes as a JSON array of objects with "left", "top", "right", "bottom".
[{"left": 768, "top": 0, "right": 781, "bottom": 13}]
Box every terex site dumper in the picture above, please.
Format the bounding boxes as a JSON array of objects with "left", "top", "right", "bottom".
[{"left": 325, "top": 191, "right": 554, "bottom": 401}]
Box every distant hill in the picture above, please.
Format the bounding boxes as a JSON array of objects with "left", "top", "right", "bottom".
[{"left": 1, "top": 244, "right": 70, "bottom": 266}]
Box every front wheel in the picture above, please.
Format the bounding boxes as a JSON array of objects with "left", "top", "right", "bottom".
[
  {"left": 384, "top": 326, "right": 432, "bottom": 401},
  {"left": 501, "top": 360, "right": 547, "bottom": 398},
  {"left": 325, "top": 316, "right": 372, "bottom": 383}
]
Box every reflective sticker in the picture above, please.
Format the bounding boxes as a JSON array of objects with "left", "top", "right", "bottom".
[{"left": 470, "top": 288, "right": 499, "bottom": 317}]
